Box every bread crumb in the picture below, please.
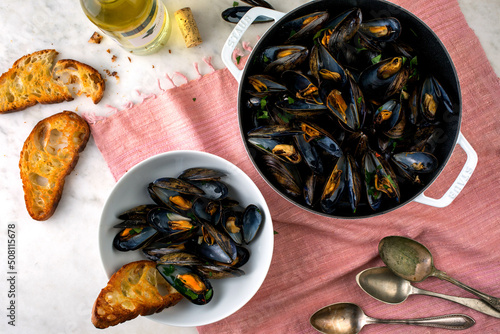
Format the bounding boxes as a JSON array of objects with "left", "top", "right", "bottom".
[
  {"left": 169, "top": 49, "right": 172, "bottom": 54},
  {"left": 88, "top": 32, "right": 103, "bottom": 44},
  {"left": 106, "top": 49, "right": 111, "bottom": 54},
  {"left": 128, "top": 57, "right": 132, "bottom": 62},
  {"left": 111, "top": 55, "right": 117, "bottom": 62}
]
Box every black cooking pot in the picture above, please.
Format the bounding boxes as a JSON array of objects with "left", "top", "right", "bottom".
[{"left": 222, "top": 0, "right": 477, "bottom": 218}]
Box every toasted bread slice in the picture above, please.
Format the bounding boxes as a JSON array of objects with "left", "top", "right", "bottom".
[
  {"left": 0, "top": 50, "right": 72, "bottom": 113},
  {"left": 92, "top": 260, "right": 183, "bottom": 329},
  {"left": 0, "top": 49, "right": 105, "bottom": 113},
  {"left": 53, "top": 59, "right": 105, "bottom": 104},
  {"left": 19, "top": 111, "right": 90, "bottom": 220}
]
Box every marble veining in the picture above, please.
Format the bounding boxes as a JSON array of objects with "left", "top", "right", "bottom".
[{"left": 0, "top": 0, "right": 498, "bottom": 333}]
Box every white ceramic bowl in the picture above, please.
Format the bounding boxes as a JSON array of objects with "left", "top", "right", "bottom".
[{"left": 98, "top": 150, "right": 273, "bottom": 327}]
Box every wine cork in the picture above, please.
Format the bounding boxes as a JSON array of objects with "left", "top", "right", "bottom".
[{"left": 175, "top": 7, "right": 203, "bottom": 48}]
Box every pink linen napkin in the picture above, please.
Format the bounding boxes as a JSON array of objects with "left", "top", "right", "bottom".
[{"left": 84, "top": 0, "right": 500, "bottom": 332}]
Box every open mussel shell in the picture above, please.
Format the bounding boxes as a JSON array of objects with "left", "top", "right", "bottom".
[
  {"left": 259, "top": 45, "right": 309, "bottom": 74},
  {"left": 418, "top": 76, "right": 454, "bottom": 122},
  {"left": 319, "top": 78, "right": 361, "bottom": 131},
  {"left": 247, "top": 136, "right": 302, "bottom": 164},
  {"left": 373, "top": 99, "right": 403, "bottom": 134},
  {"left": 392, "top": 151, "right": 438, "bottom": 177},
  {"left": 359, "top": 17, "right": 401, "bottom": 42},
  {"left": 221, "top": 209, "right": 244, "bottom": 245},
  {"left": 282, "top": 70, "right": 322, "bottom": 104},
  {"left": 283, "top": 11, "right": 330, "bottom": 44},
  {"left": 221, "top": 6, "right": 273, "bottom": 24},
  {"left": 156, "top": 264, "right": 213, "bottom": 305},
  {"left": 359, "top": 56, "right": 408, "bottom": 102},
  {"left": 192, "top": 197, "right": 222, "bottom": 226},
  {"left": 153, "top": 177, "right": 204, "bottom": 195},
  {"left": 309, "top": 43, "right": 347, "bottom": 85},
  {"left": 326, "top": 8, "right": 362, "bottom": 51},
  {"left": 242, "top": 204, "right": 263, "bottom": 244},
  {"left": 363, "top": 150, "right": 400, "bottom": 210},
  {"left": 113, "top": 226, "right": 158, "bottom": 252},
  {"left": 260, "top": 154, "right": 302, "bottom": 198},
  {"left": 247, "top": 75, "right": 287, "bottom": 97},
  {"left": 320, "top": 154, "right": 346, "bottom": 214},
  {"left": 197, "top": 217, "right": 238, "bottom": 262},
  {"left": 148, "top": 183, "right": 196, "bottom": 214},
  {"left": 178, "top": 167, "right": 226, "bottom": 181},
  {"left": 147, "top": 207, "right": 196, "bottom": 236}
]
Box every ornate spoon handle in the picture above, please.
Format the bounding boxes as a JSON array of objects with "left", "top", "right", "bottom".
[
  {"left": 414, "top": 286, "right": 500, "bottom": 318},
  {"left": 368, "top": 314, "right": 475, "bottom": 330},
  {"left": 434, "top": 269, "right": 500, "bottom": 312}
]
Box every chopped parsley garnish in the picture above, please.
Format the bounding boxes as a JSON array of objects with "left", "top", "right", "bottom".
[
  {"left": 371, "top": 54, "right": 382, "bottom": 64},
  {"left": 260, "top": 96, "right": 267, "bottom": 109},
  {"left": 130, "top": 227, "right": 142, "bottom": 235},
  {"left": 257, "top": 109, "right": 269, "bottom": 119},
  {"left": 233, "top": 1, "right": 239, "bottom": 7},
  {"left": 409, "top": 56, "right": 419, "bottom": 80}
]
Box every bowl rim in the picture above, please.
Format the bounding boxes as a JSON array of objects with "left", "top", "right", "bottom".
[{"left": 98, "top": 150, "right": 274, "bottom": 327}]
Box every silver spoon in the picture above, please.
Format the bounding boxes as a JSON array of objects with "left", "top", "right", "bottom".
[
  {"left": 310, "top": 302, "right": 475, "bottom": 333},
  {"left": 379, "top": 235, "right": 500, "bottom": 312},
  {"left": 356, "top": 266, "right": 500, "bottom": 318}
]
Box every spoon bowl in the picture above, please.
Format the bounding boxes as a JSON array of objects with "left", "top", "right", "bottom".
[
  {"left": 356, "top": 266, "right": 411, "bottom": 304},
  {"left": 378, "top": 236, "right": 500, "bottom": 312},
  {"left": 356, "top": 266, "right": 500, "bottom": 318},
  {"left": 378, "top": 235, "right": 434, "bottom": 282},
  {"left": 310, "top": 302, "right": 475, "bottom": 333},
  {"left": 310, "top": 303, "right": 364, "bottom": 334}
]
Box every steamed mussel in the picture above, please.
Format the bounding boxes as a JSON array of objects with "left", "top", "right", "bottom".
[
  {"left": 244, "top": 7, "right": 456, "bottom": 216},
  {"left": 111, "top": 167, "right": 264, "bottom": 305}
]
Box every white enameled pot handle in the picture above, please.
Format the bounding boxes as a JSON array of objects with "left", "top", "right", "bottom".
[
  {"left": 221, "top": 7, "right": 286, "bottom": 82},
  {"left": 413, "top": 132, "right": 477, "bottom": 208}
]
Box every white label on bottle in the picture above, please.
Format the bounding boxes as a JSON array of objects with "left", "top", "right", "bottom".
[{"left": 121, "top": 1, "right": 166, "bottom": 48}]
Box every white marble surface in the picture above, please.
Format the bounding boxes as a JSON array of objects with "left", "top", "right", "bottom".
[{"left": 0, "top": 0, "right": 498, "bottom": 333}]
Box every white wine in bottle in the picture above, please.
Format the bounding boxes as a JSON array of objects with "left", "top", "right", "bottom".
[{"left": 80, "top": 0, "right": 171, "bottom": 55}]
